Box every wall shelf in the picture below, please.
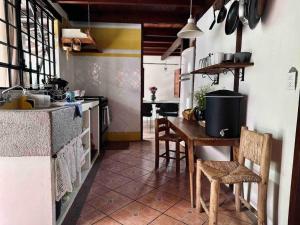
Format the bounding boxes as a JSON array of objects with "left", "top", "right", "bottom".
[
  {"left": 191, "top": 62, "right": 254, "bottom": 75},
  {"left": 190, "top": 62, "right": 254, "bottom": 85}
]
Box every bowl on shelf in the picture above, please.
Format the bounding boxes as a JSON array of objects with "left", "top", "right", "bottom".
[
  {"left": 223, "top": 53, "right": 234, "bottom": 62},
  {"left": 234, "top": 52, "right": 252, "bottom": 63}
]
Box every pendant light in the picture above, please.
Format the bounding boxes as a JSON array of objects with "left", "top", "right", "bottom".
[{"left": 177, "top": 0, "right": 203, "bottom": 39}]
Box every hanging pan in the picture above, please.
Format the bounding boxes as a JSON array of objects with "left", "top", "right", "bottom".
[
  {"left": 217, "top": 0, "right": 227, "bottom": 23},
  {"left": 248, "top": 0, "right": 261, "bottom": 29},
  {"left": 225, "top": 1, "right": 239, "bottom": 35}
]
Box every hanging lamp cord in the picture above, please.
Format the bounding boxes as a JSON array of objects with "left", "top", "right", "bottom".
[{"left": 190, "top": 0, "right": 193, "bottom": 17}]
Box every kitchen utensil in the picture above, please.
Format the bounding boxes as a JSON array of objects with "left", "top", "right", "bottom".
[
  {"left": 234, "top": 52, "right": 252, "bottom": 63},
  {"left": 223, "top": 53, "right": 234, "bottom": 62},
  {"left": 209, "top": 9, "right": 216, "bottom": 30},
  {"left": 72, "top": 38, "right": 81, "bottom": 51},
  {"left": 217, "top": 0, "right": 227, "bottom": 23},
  {"left": 248, "top": 0, "right": 261, "bottom": 29},
  {"left": 225, "top": 1, "right": 240, "bottom": 35},
  {"left": 239, "top": 0, "right": 249, "bottom": 25},
  {"left": 212, "top": 52, "right": 224, "bottom": 65}
]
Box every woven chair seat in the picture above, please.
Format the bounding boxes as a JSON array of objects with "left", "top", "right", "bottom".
[
  {"left": 158, "top": 133, "right": 182, "bottom": 142},
  {"left": 199, "top": 160, "right": 261, "bottom": 184}
]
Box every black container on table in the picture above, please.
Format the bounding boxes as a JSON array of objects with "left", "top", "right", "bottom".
[{"left": 205, "top": 90, "right": 244, "bottom": 138}]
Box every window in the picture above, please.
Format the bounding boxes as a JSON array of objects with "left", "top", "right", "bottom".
[{"left": 0, "top": 0, "right": 56, "bottom": 89}]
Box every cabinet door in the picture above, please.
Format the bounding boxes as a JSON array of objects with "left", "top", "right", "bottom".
[{"left": 174, "top": 68, "right": 181, "bottom": 97}]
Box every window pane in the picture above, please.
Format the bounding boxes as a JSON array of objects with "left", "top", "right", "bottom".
[
  {"left": 0, "top": 67, "right": 9, "bottom": 87},
  {"left": 8, "top": 25, "right": 18, "bottom": 47},
  {"left": 0, "top": 21, "right": 7, "bottom": 43},
  {"left": 10, "top": 47, "right": 18, "bottom": 65},
  {"left": 31, "top": 54, "right": 37, "bottom": 70},
  {"left": 10, "top": 68, "right": 20, "bottom": 86},
  {"left": 0, "top": 0, "right": 5, "bottom": 21},
  {"left": 0, "top": 43, "right": 8, "bottom": 63}
]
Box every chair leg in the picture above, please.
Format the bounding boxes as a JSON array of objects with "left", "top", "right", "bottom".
[
  {"left": 209, "top": 180, "right": 220, "bottom": 225},
  {"left": 155, "top": 137, "right": 159, "bottom": 170},
  {"left": 165, "top": 140, "right": 170, "bottom": 166},
  {"left": 196, "top": 160, "right": 203, "bottom": 212},
  {"left": 235, "top": 183, "right": 242, "bottom": 212},
  {"left": 176, "top": 141, "right": 180, "bottom": 175},
  {"left": 257, "top": 182, "right": 267, "bottom": 225},
  {"left": 185, "top": 142, "right": 189, "bottom": 172}
]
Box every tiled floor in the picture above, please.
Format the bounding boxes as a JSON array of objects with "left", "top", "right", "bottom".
[{"left": 63, "top": 122, "right": 255, "bottom": 225}]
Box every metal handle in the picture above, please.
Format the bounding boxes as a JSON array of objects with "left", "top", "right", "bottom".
[{"left": 220, "top": 128, "right": 229, "bottom": 137}]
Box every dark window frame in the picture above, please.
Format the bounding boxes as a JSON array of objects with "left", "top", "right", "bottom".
[{"left": 0, "top": 0, "right": 57, "bottom": 89}]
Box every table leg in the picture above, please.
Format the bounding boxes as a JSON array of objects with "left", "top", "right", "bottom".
[{"left": 188, "top": 139, "right": 195, "bottom": 207}]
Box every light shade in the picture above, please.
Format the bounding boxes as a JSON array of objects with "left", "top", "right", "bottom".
[{"left": 177, "top": 17, "right": 203, "bottom": 39}]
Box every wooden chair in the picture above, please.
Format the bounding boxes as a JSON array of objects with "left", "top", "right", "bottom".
[
  {"left": 155, "top": 118, "right": 188, "bottom": 174},
  {"left": 196, "top": 127, "right": 272, "bottom": 225}
]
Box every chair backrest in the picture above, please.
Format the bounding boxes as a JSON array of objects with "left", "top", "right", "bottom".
[
  {"left": 159, "top": 103, "right": 179, "bottom": 113},
  {"left": 238, "top": 126, "right": 272, "bottom": 181},
  {"left": 142, "top": 103, "right": 152, "bottom": 116},
  {"left": 155, "top": 118, "right": 169, "bottom": 137}
]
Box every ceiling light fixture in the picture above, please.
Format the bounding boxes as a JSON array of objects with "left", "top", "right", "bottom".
[{"left": 177, "top": 0, "right": 203, "bottom": 39}]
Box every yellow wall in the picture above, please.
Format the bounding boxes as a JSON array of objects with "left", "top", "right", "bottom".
[{"left": 74, "top": 27, "right": 141, "bottom": 58}]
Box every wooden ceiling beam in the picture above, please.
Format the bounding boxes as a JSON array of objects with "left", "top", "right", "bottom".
[
  {"left": 143, "top": 27, "right": 180, "bottom": 37},
  {"left": 143, "top": 23, "right": 184, "bottom": 29},
  {"left": 161, "top": 38, "right": 182, "bottom": 60},
  {"left": 143, "top": 36, "right": 177, "bottom": 43}
]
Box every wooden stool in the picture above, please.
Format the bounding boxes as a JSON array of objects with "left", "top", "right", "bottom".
[
  {"left": 196, "top": 127, "right": 272, "bottom": 225},
  {"left": 155, "top": 118, "right": 188, "bottom": 174}
]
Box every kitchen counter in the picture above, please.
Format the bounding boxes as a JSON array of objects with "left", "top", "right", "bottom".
[{"left": 0, "top": 101, "right": 98, "bottom": 157}]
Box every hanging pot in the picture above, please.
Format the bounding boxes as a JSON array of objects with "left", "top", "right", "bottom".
[
  {"left": 248, "top": 0, "right": 261, "bottom": 29},
  {"left": 225, "top": 1, "right": 240, "bottom": 35},
  {"left": 217, "top": 0, "right": 227, "bottom": 23},
  {"left": 239, "top": 0, "right": 249, "bottom": 25}
]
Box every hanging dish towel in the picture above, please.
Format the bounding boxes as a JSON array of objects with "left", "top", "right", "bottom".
[
  {"left": 76, "top": 137, "right": 85, "bottom": 171},
  {"left": 55, "top": 148, "right": 73, "bottom": 202}
]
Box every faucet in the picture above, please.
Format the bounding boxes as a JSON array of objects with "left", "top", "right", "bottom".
[{"left": 0, "top": 85, "right": 26, "bottom": 103}]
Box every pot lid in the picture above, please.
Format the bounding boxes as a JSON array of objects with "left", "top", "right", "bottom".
[{"left": 205, "top": 90, "right": 244, "bottom": 98}]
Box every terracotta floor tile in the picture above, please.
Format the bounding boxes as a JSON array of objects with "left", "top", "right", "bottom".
[
  {"left": 165, "top": 200, "right": 208, "bottom": 225},
  {"left": 149, "top": 214, "right": 185, "bottom": 225},
  {"left": 157, "top": 179, "right": 190, "bottom": 199},
  {"left": 110, "top": 202, "right": 161, "bottom": 225},
  {"left": 100, "top": 159, "right": 133, "bottom": 173},
  {"left": 79, "top": 204, "right": 96, "bottom": 217},
  {"left": 90, "top": 183, "right": 111, "bottom": 196},
  {"left": 115, "top": 180, "right": 155, "bottom": 200},
  {"left": 86, "top": 191, "right": 100, "bottom": 202},
  {"left": 135, "top": 172, "right": 171, "bottom": 188},
  {"left": 88, "top": 191, "right": 133, "bottom": 215},
  {"left": 118, "top": 166, "right": 150, "bottom": 179},
  {"left": 95, "top": 172, "right": 132, "bottom": 189},
  {"left": 203, "top": 213, "right": 254, "bottom": 225},
  {"left": 137, "top": 190, "right": 181, "bottom": 212},
  {"left": 93, "top": 217, "right": 122, "bottom": 225},
  {"left": 76, "top": 208, "right": 106, "bottom": 225},
  {"left": 134, "top": 158, "right": 157, "bottom": 171},
  {"left": 219, "top": 200, "right": 255, "bottom": 224}
]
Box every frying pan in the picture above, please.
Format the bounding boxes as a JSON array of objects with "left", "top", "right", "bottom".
[
  {"left": 225, "top": 1, "right": 239, "bottom": 35},
  {"left": 217, "top": 6, "right": 227, "bottom": 23},
  {"left": 248, "top": 0, "right": 261, "bottom": 29}
]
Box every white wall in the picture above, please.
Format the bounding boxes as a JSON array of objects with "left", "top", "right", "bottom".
[
  {"left": 143, "top": 56, "right": 180, "bottom": 101},
  {"left": 60, "top": 23, "right": 142, "bottom": 135},
  {"left": 189, "top": 0, "right": 300, "bottom": 224}
]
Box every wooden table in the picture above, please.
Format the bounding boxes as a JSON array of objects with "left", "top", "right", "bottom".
[{"left": 168, "top": 117, "right": 240, "bottom": 207}]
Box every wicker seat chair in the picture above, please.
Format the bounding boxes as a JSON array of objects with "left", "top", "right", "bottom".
[
  {"left": 155, "top": 118, "right": 188, "bottom": 174},
  {"left": 196, "top": 126, "right": 272, "bottom": 225}
]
